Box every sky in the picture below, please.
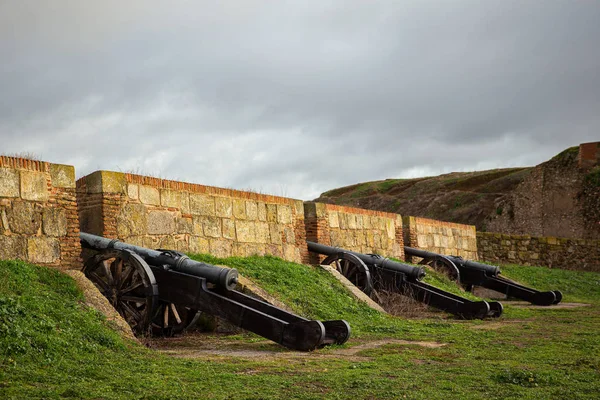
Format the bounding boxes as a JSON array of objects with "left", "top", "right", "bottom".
[{"left": 1, "top": 1, "right": 599, "bottom": 200}]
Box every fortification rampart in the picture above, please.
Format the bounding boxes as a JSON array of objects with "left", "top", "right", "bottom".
[
  {"left": 478, "top": 232, "right": 600, "bottom": 272},
  {"left": 0, "top": 157, "right": 80, "bottom": 269},
  {"left": 402, "top": 216, "right": 478, "bottom": 261},
  {"left": 304, "top": 202, "right": 404, "bottom": 265},
  {"left": 76, "top": 171, "right": 307, "bottom": 263}
]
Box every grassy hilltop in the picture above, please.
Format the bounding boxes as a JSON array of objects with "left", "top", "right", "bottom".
[{"left": 1, "top": 256, "right": 600, "bottom": 399}]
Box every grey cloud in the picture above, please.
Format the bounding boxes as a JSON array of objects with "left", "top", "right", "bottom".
[{"left": 1, "top": 1, "right": 599, "bottom": 199}]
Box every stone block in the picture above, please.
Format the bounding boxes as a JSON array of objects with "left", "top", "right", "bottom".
[
  {"left": 363, "top": 216, "right": 372, "bottom": 229},
  {"left": 266, "top": 244, "right": 283, "bottom": 258},
  {"left": 355, "top": 215, "right": 364, "bottom": 229},
  {"left": 85, "top": 171, "right": 127, "bottom": 194},
  {"left": 233, "top": 199, "right": 246, "bottom": 219},
  {"left": 266, "top": 204, "right": 277, "bottom": 223},
  {"left": 190, "top": 193, "right": 215, "bottom": 216},
  {"left": 215, "top": 197, "right": 233, "bottom": 218},
  {"left": 28, "top": 237, "right": 60, "bottom": 264},
  {"left": 293, "top": 200, "right": 304, "bottom": 217},
  {"left": 49, "top": 164, "right": 75, "bottom": 188},
  {"left": 283, "top": 244, "right": 299, "bottom": 262},
  {"left": 8, "top": 201, "right": 42, "bottom": 234},
  {"left": 147, "top": 210, "right": 176, "bottom": 235},
  {"left": 356, "top": 230, "right": 366, "bottom": 246},
  {"left": 156, "top": 235, "right": 176, "bottom": 250},
  {"left": 161, "top": 189, "right": 183, "bottom": 209},
  {"left": 246, "top": 201, "right": 258, "bottom": 220},
  {"left": 329, "top": 212, "right": 339, "bottom": 228},
  {"left": 330, "top": 230, "right": 343, "bottom": 247},
  {"left": 42, "top": 208, "right": 67, "bottom": 237},
  {"left": 0, "top": 236, "right": 26, "bottom": 259},
  {"left": 257, "top": 202, "right": 267, "bottom": 221},
  {"left": 20, "top": 171, "right": 49, "bottom": 201},
  {"left": 116, "top": 203, "right": 147, "bottom": 237},
  {"left": 283, "top": 227, "right": 295, "bottom": 244},
  {"left": 222, "top": 218, "right": 236, "bottom": 239},
  {"left": 277, "top": 205, "right": 292, "bottom": 224},
  {"left": 210, "top": 239, "right": 233, "bottom": 258},
  {"left": 0, "top": 168, "right": 20, "bottom": 197},
  {"left": 385, "top": 220, "right": 395, "bottom": 239},
  {"left": 180, "top": 192, "right": 191, "bottom": 214},
  {"left": 139, "top": 186, "right": 160, "bottom": 206},
  {"left": 547, "top": 236, "right": 558, "bottom": 245},
  {"left": 269, "top": 223, "right": 282, "bottom": 244},
  {"left": 236, "top": 220, "right": 256, "bottom": 243},
  {"left": 200, "top": 216, "right": 221, "bottom": 238},
  {"left": 189, "top": 236, "right": 210, "bottom": 254},
  {"left": 347, "top": 214, "right": 357, "bottom": 229},
  {"left": 127, "top": 184, "right": 139, "bottom": 200},
  {"left": 255, "top": 222, "right": 270, "bottom": 243},
  {"left": 176, "top": 217, "right": 193, "bottom": 234},
  {"left": 339, "top": 214, "right": 348, "bottom": 229}
]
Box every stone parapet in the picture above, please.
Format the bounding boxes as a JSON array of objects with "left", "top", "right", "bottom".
[
  {"left": 0, "top": 157, "right": 80, "bottom": 269},
  {"left": 304, "top": 202, "right": 404, "bottom": 264},
  {"left": 477, "top": 232, "right": 600, "bottom": 272},
  {"left": 402, "top": 216, "right": 477, "bottom": 261},
  {"left": 76, "top": 171, "right": 306, "bottom": 263}
]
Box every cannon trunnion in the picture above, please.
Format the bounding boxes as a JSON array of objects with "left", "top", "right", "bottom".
[
  {"left": 404, "top": 247, "right": 562, "bottom": 306},
  {"left": 80, "top": 232, "right": 350, "bottom": 351},
  {"left": 307, "top": 241, "right": 503, "bottom": 319}
]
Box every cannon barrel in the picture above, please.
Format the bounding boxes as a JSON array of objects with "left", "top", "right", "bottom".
[
  {"left": 307, "top": 241, "right": 425, "bottom": 281},
  {"left": 404, "top": 246, "right": 500, "bottom": 277},
  {"left": 80, "top": 232, "right": 239, "bottom": 290}
]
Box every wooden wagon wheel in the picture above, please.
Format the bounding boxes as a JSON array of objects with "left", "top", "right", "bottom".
[
  {"left": 418, "top": 255, "right": 461, "bottom": 282},
  {"left": 322, "top": 252, "right": 373, "bottom": 296},
  {"left": 151, "top": 302, "right": 202, "bottom": 337},
  {"left": 83, "top": 249, "right": 159, "bottom": 336}
]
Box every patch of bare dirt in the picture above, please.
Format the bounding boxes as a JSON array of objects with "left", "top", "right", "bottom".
[
  {"left": 148, "top": 333, "right": 447, "bottom": 361},
  {"left": 506, "top": 301, "right": 591, "bottom": 309}
]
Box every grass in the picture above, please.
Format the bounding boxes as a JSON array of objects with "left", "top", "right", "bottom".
[{"left": 1, "top": 257, "right": 600, "bottom": 399}]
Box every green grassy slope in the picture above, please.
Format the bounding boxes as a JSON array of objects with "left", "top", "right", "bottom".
[{"left": 1, "top": 257, "right": 599, "bottom": 399}]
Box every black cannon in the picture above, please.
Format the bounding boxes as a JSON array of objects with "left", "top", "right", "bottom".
[
  {"left": 307, "top": 241, "right": 503, "bottom": 319},
  {"left": 403, "top": 247, "right": 563, "bottom": 306},
  {"left": 80, "top": 232, "right": 350, "bottom": 351}
]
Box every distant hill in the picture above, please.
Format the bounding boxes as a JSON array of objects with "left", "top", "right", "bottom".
[{"left": 315, "top": 144, "right": 600, "bottom": 239}]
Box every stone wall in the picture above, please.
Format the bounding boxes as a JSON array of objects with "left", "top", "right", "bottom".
[
  {"left": 304, "top": 202, "right": 404, "bottom": 264},
  {"left": 0, "top": 157, "right": 80, "bottom": 269},
  {"left": 402, "top": 216, "right": 478, "bottom": 261},
  {"left": 478, "top": 232, "right": 600, "bottom": 272},
  {"left": 486, "top": 143, "right": 600, "bottom": 239},
  {"left": 77, "top": 171, "right": 307, "bottom": 263}
]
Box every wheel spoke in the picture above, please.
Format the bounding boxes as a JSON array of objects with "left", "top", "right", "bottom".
[
  {"left": 113, "top": 259, "right": 124, "bottom": 288},
  {"left": 334, "top": 260, "right": 342, "bottom": 273},
  {"left": 87, "top": 271, "right": 110, "bottom": 293},
  {"left": 119, "top": 264, "right": 134, "bottom": 290},
  {"left": 121, "top": 295, "right": 147, "bottom": 304},
  {"left": 121, "top": 301, "right": 143, "bottom": 323},
  {"left": 121, "top": 281, "right": 144, "bottom": 295},
  {"left": 101, "top": 260, "right": 114, "bottom": 285}
]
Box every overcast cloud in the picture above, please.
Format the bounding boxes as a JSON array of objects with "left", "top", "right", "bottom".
[{"left": 1, "top": 1, "right": 599, "bottom": 199}]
